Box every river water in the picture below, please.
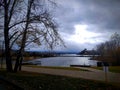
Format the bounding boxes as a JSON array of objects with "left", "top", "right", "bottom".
[{"left": 28, "top": 54, "right": 98, "bottom": 67}]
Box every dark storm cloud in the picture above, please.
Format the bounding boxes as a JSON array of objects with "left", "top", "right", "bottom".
[
  {"left": 52, "top": 0, "right": 120, "bottom": 51},
  {"left": 18, "top": 0, "right": 120, "bottom": 52},
  {"left": 55, "top": 0, "right": 120, "bottom": 33},
  {"left": 82, "top": 0, "right": 120, "bottom": 32}
]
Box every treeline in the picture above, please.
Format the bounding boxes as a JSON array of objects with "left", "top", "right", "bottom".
[
  {"left": 22, "top": 51, "right": 61, "bottom": 57},
  {"left": 0, "top": 50, "right": 60, "bottom": 58},
  {"left": 95, "top": 33, "right": 120, "bottom": 65}
]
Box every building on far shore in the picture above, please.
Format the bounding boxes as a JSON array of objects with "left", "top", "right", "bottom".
[{"left": 78, "top": 48, "right": 99, "bottom": 55}]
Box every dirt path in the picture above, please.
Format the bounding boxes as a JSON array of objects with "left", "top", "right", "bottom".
[{"left": 22, "top": 66, "right": 120, "bottom": 83}]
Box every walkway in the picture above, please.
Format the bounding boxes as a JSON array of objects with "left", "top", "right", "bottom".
[{"left": 22, "top": 66, "right": 120, "bottom": 83}]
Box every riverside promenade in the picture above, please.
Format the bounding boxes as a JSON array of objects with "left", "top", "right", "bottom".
[{"left": 22, "top": 66, "right": 120, "bottom": 83}]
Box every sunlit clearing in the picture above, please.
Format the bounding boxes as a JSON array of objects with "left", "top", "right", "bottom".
[{"left": 69, "top": 24, "right": 101, "bottom": 44}]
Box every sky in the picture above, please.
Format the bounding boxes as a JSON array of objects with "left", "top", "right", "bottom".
[{"left": 30, "top": 0, "right": 120, "bottom": 52}]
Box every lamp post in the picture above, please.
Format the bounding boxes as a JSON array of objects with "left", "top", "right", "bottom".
[{"left": 103, "top": 62, "right": 109, "bottom": 82}]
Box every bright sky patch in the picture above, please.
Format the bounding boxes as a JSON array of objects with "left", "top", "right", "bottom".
[{"left": 68, "top": 24, "right": 102, "bottom": 44}]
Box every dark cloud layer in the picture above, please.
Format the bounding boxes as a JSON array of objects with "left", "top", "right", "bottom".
[
  {"left": 53, "top": 0, "right": 120, "bottom": 51},
  {"left": 56, "top": 0, "right": 120, "bottom": 31},
  {"left": 30, "top": 0, "right": 120, "bottom": 52}
]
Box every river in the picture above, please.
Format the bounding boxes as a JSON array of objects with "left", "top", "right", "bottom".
[{"left": 27, "top": 54, "right": 98, "bottom": 67}]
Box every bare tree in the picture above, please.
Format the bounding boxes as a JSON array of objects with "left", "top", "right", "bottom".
[
  {"left": 96, "top": 33, "right": 120, "bottom": 65},
  {"left": 0, "top": 0, "right": 64, "bottom": 72},
  {"left": 110, "top": 33, "right": 120, "bottom": 65}
]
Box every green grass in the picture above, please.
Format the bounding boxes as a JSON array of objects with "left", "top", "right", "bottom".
[
  {"left": 109, "top": 66, "right": 120, "bottom": 73},
  {"left": 0, "top": 69, "right": 120, "bottom": 90},
  {"left": 91, "top": 67, "right": 103, "bottom": 70},
  {"left": 92, "top": 66, "right": 120, "bottom": 73},
  {"left": 24, "top": 65, "right": 89, "bottom": 71}
]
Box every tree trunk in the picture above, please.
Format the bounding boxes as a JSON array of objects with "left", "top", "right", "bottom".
[
  {"left": 19, "top": 55, "right": 23, "bottom": 71},
  {"left": 14, "top": 52, "right": 21, "bottom": 72},
  {"left": 4, "top": 1, "right": 13, "bottom": 72},
  {"left": 14, "top": 0, "right": 34, "bottom": 72}
]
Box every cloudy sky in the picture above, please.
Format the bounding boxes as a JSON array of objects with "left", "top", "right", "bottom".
[
  {"left": 29, "top": 0, "right": 120, "bottom": 52},
  {"left": 49, "top": 0, "right": 120, "bottom": 52}
]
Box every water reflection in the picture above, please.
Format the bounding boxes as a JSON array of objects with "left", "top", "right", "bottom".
[{"left": 28, "top": 56, "right": 98, "bottom": 67}]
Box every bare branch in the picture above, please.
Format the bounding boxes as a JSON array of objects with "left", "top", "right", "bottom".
[
  {"left": 9, "top": 31, "right": 18, "bottom": 41},
  {"left": 9, "top": 20, "right": 26, "bottom": 29},
  {"left": 0, "top": 0, "right": 4, "bottom": 7},
  {"left": 47, "top": 0, "right": 57, "bottom": 6},
  {"left": 8, "top": 0, "right": 17, "bottom": 24},
  {"left": 10, "top": 32, "right": 23, "bottom": 49}
]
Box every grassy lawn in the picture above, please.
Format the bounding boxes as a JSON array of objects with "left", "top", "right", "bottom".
[
  {"left": 24, "top": 65, "right": 89, "bottom": 71},
  {"left": 91, "top": 66, "right": 120, "bottom": 73},
  {"left": 0, "top": 69, "right": 120, "bottom": 90}
]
